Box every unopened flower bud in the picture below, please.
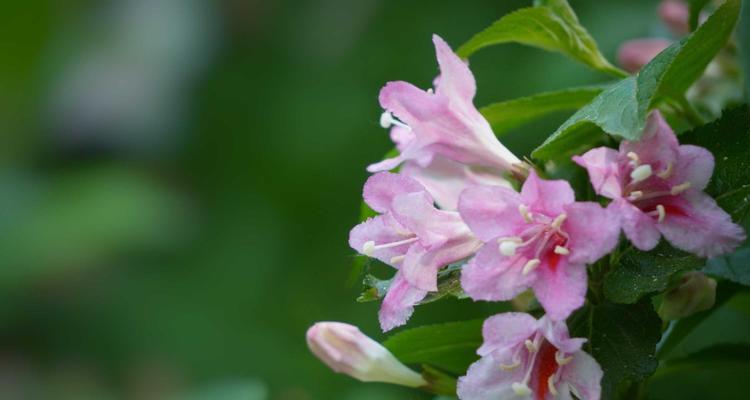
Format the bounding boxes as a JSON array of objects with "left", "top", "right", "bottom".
[
  {"left": 659, "top": 0, "right": 690, "bottom": 35},
  {"left": 659, "top": 272, "right": 717, "bottom": 320},
  {"left": 306, "top": 322, "right": 426, "bottom": 387},
  {"left": 617, "top": 39, "right": 671, "bottom": 73}
]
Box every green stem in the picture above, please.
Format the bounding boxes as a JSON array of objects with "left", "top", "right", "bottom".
[{"left": 673, "top": 95, "right": 705, "bottom": 127}]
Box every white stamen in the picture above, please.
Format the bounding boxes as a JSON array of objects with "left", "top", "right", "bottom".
[
  {"left": 379, "top": 111, "right": 411, "bottom": 130},
  {"left": 656, "top": 204, "right": 666, "bottom": 223},
  {"left": 519, "top": 204, "right": 533, "bottom": 223},
  {"left": 363, "top": 241, "right": 376, "bottom": 256},
  {"left": 499, "top": 360, "right": 520, "bottom": 371},
  {"left": 628, "top": 190, "right": 643, "bottom": 200},
  {"left": 658, "top": 161, "right": 674, "bottom": 179},
  {"left": 671, "top": 182, "right": 692, "bottom": 195},
  {"left": 511, "top": 382, "right": 532, "bottom": 396},
  {"left": 390, "top": 255, "right": 406, "bottom": 264},
  {"left": 554, "top": 246, "right": 570, "bottom": 255},
  {"left": 555, "top": 351, "right": 573, "bottom": 365},
  {"left": 499, "top": 241, "right": 519, "bottom": 256},
  {"left": 627, "top": 151, "right": 640, "bottom": 166},
  {"left": 525, "top": 339, "right": 538, "bottom": 353},
  {"left": 426, "top": 88, "right": 434, "bottom": 94},
  {"left": 522, "top": 259, "right": 541, "bottom": 275},
  {"left": 548, "top": 376, "right": 559, "bottom": 396},
  {"left": 630, "top": 164, "right": 653, "bottom": 183},
  {"left": 551, "top": 213, "right": 567, "bottom": 229}
]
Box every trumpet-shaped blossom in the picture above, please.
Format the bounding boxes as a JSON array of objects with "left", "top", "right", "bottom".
[
  {"left": 457, "top": 313, "right": 602, "bottom": 400},
  {"left": 349, "top": 172, "right": 482, "bottom": 331},
  {"left": 306, "top": 322, "right": 426, "bottom": 387},
  {"left": 368, "top": 35, "right": 521, "bottom": 174},
  {"left": 388, "top": 126, "right": 512, "bottom": 210},
  {"left": 458, "top": 171, "right": 619, "bottom": 320},
  {"left": 574, "top": 111, "right": 745, "bottom": 257}
]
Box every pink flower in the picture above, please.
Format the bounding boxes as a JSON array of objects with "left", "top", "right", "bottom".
[
  {"left": 574, "top": 111, "right": 745, "bottom": 257},
  {"left": 383, "top": 125, "right": 512, "bottom": 210},
  {"left": 457, "top": 313, "right": 602, "bottom": 400},
  {"left": 458, "top": 171, "right": 619, "bottom": 320},
  {"left": 659, "top": 0, "right": 690, "bottom": 35},
  {"left": 616, "top": 38, "right": 671, "bottom": 73},
  {"left": 368, "top": 35, "right": 521, "bottom": 174},
  {"left": 349, "top": 172, "right": 482, "bottom": 331},
  {"left": 306, "top": 322, "right": 426, "bottom": 387}
]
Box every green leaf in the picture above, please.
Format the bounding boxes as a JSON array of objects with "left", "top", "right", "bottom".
[
  {"left": 457, "top": 0, "right": 625, "bottom": 77},
  {"left": 604, "top": 243, "right": 705, "bottom": 304},
  {"left": 479, "top": 85, "right": 606, "bottom": 137},
  {"left": 688, "top": 0, "right": 711, "bottom": 31},
  {"left": 569, "top": 300, "right": 662, "bottom": 399},
  {"left": 704, "top": 246, "right": 750, "bottom": 285},
  {"left": 741, "top": 0, "right": 750, "bottom": 101},
  {"left": 649, "top": 344, "right": 750, "bottom": 399},
  {"left": 532, "top": 0, "right": 740, "bottom": 160},
  {"left": 382, "top": 320, "right": 483, "bottom": 375}
]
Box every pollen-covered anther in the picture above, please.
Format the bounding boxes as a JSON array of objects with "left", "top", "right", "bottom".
[
  {"left": 522, "top": 259, "right": 541, "bottom": 275},
  {"left": 362, "top": 241, "right": 376, "bottom": 256},
  {"left": 499, "top": 360, "right": 520, "bottom": 371},
  {"left": 630, "top": 164, "right": 653, "bottom": 183},
  {"left": 656, "top": 204, "right": 666, "bottom": 223},
  {"left": 658, "top": 161, "right": 674, "bottom": 179},
  {"left": 498, "top": 237, "right": 522, "bottom": 256},
  {"left": 518, "top": 204, "right": 533, "bottom": 223},
  {"left": 524, "top": 339, "right": 538, "bottom": 353},
  {"left": 627, "top": 151, "right": 640, "bottom": 166},
  {"left": 379, "top": 111, "right": 411, "bottom": 131},
  {"left": 555, "top": 351, "right": 573, "bottom": 365},
  {"left": 554, "top": 245, "right": 570, "bottom": 255},
  {"left": 511, "top": 382, "right": 532, "bottom": 396},
  {"left": 551, "top": 213, "right": 567, "bottom": 229},
  {"left": 548, "top": 376, "right": 559, "bottom": 396},
  {"left": 670, "top": 182, "right": 692, "bottom": 195},
  {"left": 389, "top": 255, "right": 406, "bottom": 264},
  {"left": 628, "top": 190, "right": 643, "bottom": 200}
]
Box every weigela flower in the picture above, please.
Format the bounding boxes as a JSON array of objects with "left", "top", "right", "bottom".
[
  {"left": 349, "top": 172, "right": 482, "bottom": 331},
  {"left": 574, "top": 111, "right": 745, "bottom": 257},
  {"left": 388, "top": 125, "right": 512, "bottom": 210},
  {"left": 458, "top": 171, "right": 619, "bottom": 320},
  {"left": 617, "top": 38, "right": 670, "bottom": 73},
  {"left": 457, "top": 313, "right": 602, "bottom": 400},
  {"left": 306, "top": 322, "right": 426, "bottom": 387},
  {"left": 368, "top": 35, "right": 521, "bottom": 175}
]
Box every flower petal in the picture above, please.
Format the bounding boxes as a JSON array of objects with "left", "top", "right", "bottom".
[
  {"left": 457, "top": 355, "right": 528, "bottom": 400},
  {"left": 348, "top": 214, "right": 411, "bottom": 265},
  {"left": 616, "top": 38, "right": 671, "bottom": 73},
  {"left": 562, "top": 351, "right": 603, "bottom": 400},
  {"left": 611, "top": 199, "right": 661, "bottom": 251},
  {"left": 362, "top": 172, "right": 426, "bottom": 213},
  {"left": 378, "top": 271, "right": 428, "bottom": 332},
  {"left": 620, "top": 111, "right": 679, "bottom": 174},
  {"left": 458, "top": 185, "right": 525, "bottom": 242},
  {"left": 657, "top": 192, "right": 745, "bottom": 257},
  {"left": 532, "top": 262, "right": 587, "bottom": 321},
  {"left": 564, "top": 202, "right": 621, "bottom": 265},
  {"left": 573, "top": 146, "right": 624, "bottom": 199},
  {"left": 461, "top": 244, "right": 536, "bottom": 302},
  {"left": 432, "top": 34, "right": 476, "bottom": 103},
  {"left": 477, "top": 312, "right": 539, "bottom": 357},
  {"left": 390, "top": 191, "right": 467, "bottom": 247},
  {"left": 401, "top": 234, "right": 480, "bottom": 292},
  {"left": 673, "top": 144, "right": 714, "bottom": 191},
  {"left": 521, "top": 170, "right": 575, "bottom": 216},
  {"left": 538, "top": 317, "right": 586, "bottom": 355}
]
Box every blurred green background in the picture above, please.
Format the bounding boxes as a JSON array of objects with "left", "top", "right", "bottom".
[{"left": 0, "top": 0, "right": 719, "bottom": 399}]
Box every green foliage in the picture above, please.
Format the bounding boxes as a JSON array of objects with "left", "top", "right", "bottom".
[
  {"left": 705, "top": 246, "right": 750, "bottom": 285},
  {"left": 569, "top": 300, "right": 662, "bottom": 399},
  {"left": 382, "top": 320, "right": 483, "bottom": 375},
  {"left": 688, "top": 0, "right": 711, "bottom": 31},
  {"left": 480, "top": 85, "right": 606, "bottom": 137},
  {"left": 457, "top": 0, "right": 624, "bottom": 77},
  {"left": 533, "top": 0, "right": 740, "bottom": 160},
  {"left": 604, "top": 243, "right": 704, "bottom": 304}
]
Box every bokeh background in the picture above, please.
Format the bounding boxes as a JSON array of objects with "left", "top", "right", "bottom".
[{"left": 0, "top": 0, "right": 735, "bottom": 399}]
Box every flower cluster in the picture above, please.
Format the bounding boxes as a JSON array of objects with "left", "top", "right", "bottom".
[{"left": 308, "top": 22, "right": 745, "bottom": 400}]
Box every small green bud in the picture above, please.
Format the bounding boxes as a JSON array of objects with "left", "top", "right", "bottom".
[{"left": 659, "top": 272, "right": 717, "bottom": 321}]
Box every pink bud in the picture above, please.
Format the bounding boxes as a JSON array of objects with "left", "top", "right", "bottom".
[
  {"left": 306, "top": 322, "right": 426, "bottom": 387},
  {"left": 617, "top": 39, "right": 672, "bottom": 73},
  {"left": 659, "top": 272, "right": 717, "bottom": 320},
  {"left": 659, "top": 0, "right": 690, "bottom": 35}
]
